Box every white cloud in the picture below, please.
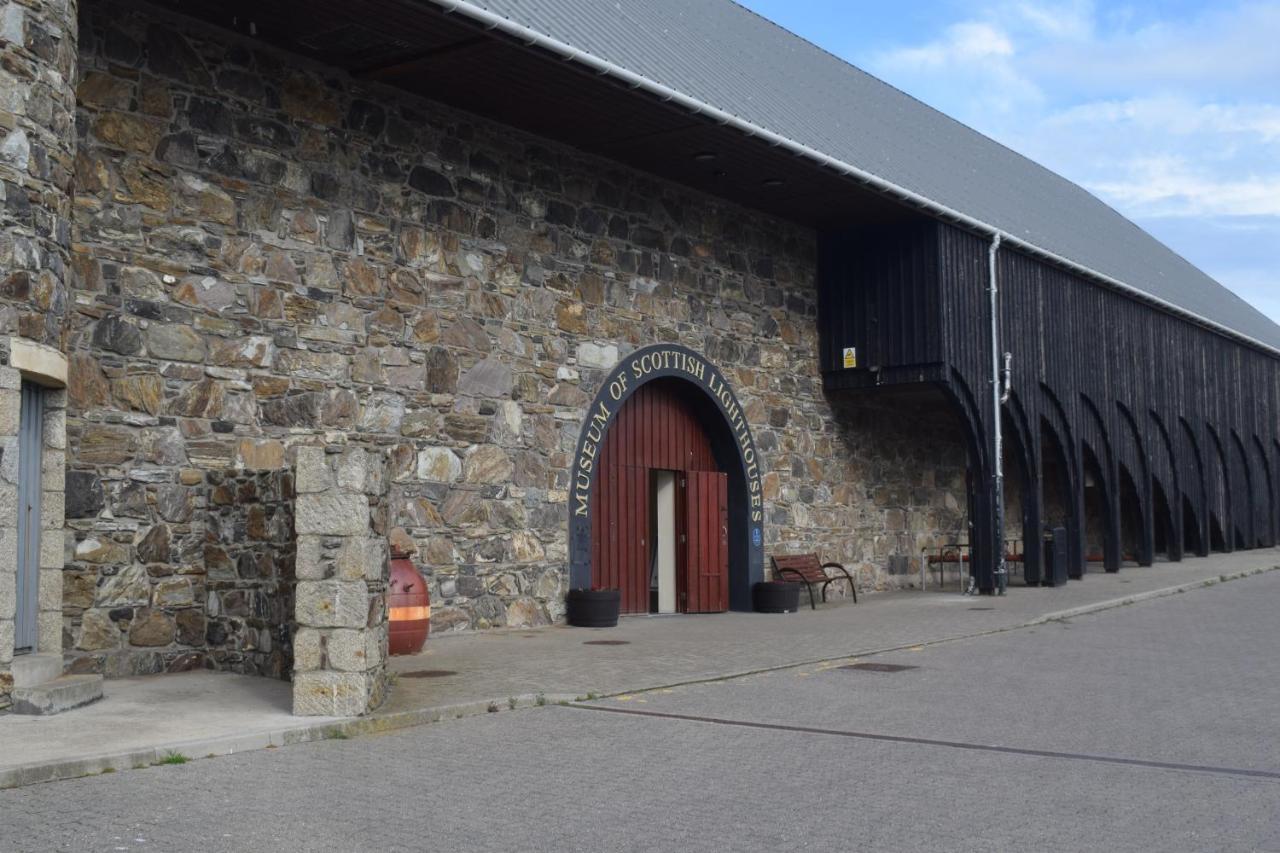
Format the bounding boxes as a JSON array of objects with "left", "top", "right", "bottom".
[
  {"left": 1045, "top": 98, "right": 1280, "bottom": 143},
  {"left": 1092, "top": 157, "right": 1280, "bottom": 218},
  {"left": 1026, "top": 3, "right": 1280, "bottom": 98},
  {"left": 890, "top": 21, "right": 1015, "bottom": 66},
  {"left": 1013, "top": 0, "right": 1094, "bottom": 39},
  {"left": 864, "top": 1, "right": 1280, "bottom": 322},
  {"left": 873, "top": 20, "right": 1041, "bottom": 113}
]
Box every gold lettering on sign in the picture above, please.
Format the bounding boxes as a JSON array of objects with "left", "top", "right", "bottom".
[
  {"left": 574, "top": 349, "right": 765, "bottom": 530},
  {"left": 575, "top": 399, "right": 613, "bottom": 516}
]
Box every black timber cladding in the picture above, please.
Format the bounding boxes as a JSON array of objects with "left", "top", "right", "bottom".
[{"left": 820, "top": 221, "right": 1280, "bottom": 589}]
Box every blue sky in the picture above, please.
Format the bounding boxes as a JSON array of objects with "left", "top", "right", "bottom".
[{"left": 737, "top": 0, "right": 1280, "bottom": 325}]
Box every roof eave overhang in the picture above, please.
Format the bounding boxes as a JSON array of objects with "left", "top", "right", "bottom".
[{"left": 426, "top": 0, "right": 1280, "bottom": 360}]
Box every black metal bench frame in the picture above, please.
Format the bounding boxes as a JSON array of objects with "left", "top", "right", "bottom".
[{"left": 770, "top": 554, "right": 857, "bottom": 610}]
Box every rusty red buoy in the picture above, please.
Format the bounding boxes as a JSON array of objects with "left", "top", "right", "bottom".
[{"left": 388, "top": 548, "right": 430, "bottom": 655}]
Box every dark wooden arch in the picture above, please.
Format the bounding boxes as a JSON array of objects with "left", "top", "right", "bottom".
[
  {"left": 1150, "top": 411, "right": 1183, "bottom": 560},
  {"left": 1005, "top": 392, "right": 1043, "bottom": 583},
  {"left": 1205, "top": 424, "right": 1232, "bottom": 552},
  {"left": 817, "top": 219, "right": 1280, "bottom": 593},
  {"left": 1252, "top": 435, "right": 1276, "bottom": 548},
  {"left": 1080, "top": 393, "right": 1121, "bottom": 571},
  {"left": 1229, "top": 430, "right": 1255, "bottom": 549},
  {"left": 1180, "top": 418, "right": 1209, "bottom": 557},
  {"left": 1041, "top": 385, "right": 1084, "bottom": 578},
  {"left": 1115, "top": 402, "right": 1154, "bottom": 564}
]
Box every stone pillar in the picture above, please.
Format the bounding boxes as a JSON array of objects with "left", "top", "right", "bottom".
[
  {"left": 0, "top": 368, "right": 18, "bottom": 708},
  {"left": 292, "top": 446, "right": 389, "bottom": 716},
  {"left": 37, "top": 383, "right": 63, "bottom": 651},
  {"left": 0, "top": 0, "right": 77, "bottom": 708},
  {"left": 0, "top": 0, "right": 77, "bottom": 349}
]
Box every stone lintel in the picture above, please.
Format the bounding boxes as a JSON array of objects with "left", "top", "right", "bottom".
[{"left": 8, "top": 338, "right": 68, "bottom": 389}]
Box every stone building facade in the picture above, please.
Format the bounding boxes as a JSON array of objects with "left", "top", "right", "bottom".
[{"left": 0, "top": 0, "right": 970, "bottom": 713}]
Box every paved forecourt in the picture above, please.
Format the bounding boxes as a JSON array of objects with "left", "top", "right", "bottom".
[
  {"left": 2, "top": 568, "right": 1278, "bottom": 851},
  {"left": 0, "top": 550, "right": 1274, "bottom": 788}
]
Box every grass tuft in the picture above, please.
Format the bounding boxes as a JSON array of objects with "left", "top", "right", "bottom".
[{"left": 156, "top": 751, "right": 188, "bottom": 766}]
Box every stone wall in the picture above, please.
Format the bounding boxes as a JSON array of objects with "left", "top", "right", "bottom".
[
  {"left": 292, "top": 446, "right": 387, "bottom": 716},
  {"left": 64, "top": 0, "right": 972, "bottom": 675},
  {"left": 205, "top": 466, "right": 294, "bottom": 677},
  {"left": 821, "top": 393, "right": 970, "bottom": 591},
  {"left": 1, "top": 0, "right": 78, "bottom": 705},
  {"left": 0, "top": 0, "right": 77, "bottom": 352},
  {"left": 64, "top": 461, "right": 204, "bottom": 676}
]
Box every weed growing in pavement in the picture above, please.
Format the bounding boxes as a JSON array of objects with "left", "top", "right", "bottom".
[
  {"left": 535, "top": 693, "right": 547, "bottom": 707},
  {"left": 508, "top": 696, "right": 518, "bottom": 710},
  {"left": 157, "top": 752, "right": 188, "bottom": 766}
]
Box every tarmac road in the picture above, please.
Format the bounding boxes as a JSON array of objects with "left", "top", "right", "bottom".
[{"left": 3, "top": 572, "right": 1279, "bottom": 852}]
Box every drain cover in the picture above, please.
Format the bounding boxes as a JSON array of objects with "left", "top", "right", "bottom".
[
  {"left": 399, "top": 670, "right": 458, "bottom": 679},
  {"left": 584, "top": 640, "right": 631, "bottom": 646},
  {"left": 968, "top": 607, "right": 994, "bottom": 611},
  {"left": 839, "top": 663, "right": 918, "bottom": 673}
]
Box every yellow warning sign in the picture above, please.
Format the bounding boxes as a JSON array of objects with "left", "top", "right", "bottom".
[{"left": 842, "top": 347, "right": 857, "bottom": 369}]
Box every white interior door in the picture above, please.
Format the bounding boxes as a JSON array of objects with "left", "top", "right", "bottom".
[{"left": 654, "top": 470, "right": 677, "bottom": 614}]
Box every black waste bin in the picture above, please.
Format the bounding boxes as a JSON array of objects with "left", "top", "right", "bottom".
[{"left": 1043, "top": 527, "right": 1069, "bottom": 587}]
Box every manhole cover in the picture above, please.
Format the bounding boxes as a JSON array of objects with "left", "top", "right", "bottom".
[
  {"left": 399, "top": 670, "right": 458, "bottom": 679},
  {"left": 584, "top": 640, "right": 631, "bottom": 646},
  {"left": 839, "top": 663, "right": 918, "bottom": 673},
  {"left": 968, "top": 607, "right": 995, "bottom": 611}
]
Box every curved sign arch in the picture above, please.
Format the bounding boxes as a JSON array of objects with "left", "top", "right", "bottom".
[{"left": 568, "top": 344, "right": 765, "bottom": 610}]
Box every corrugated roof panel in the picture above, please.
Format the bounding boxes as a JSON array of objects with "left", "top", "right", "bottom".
[{"left": 440, "top": 0, "right": 1279, "bottom": 349}]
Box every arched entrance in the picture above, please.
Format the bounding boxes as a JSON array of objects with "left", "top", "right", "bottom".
[
  {"left": 592, "top": 378, "right": 727, "bottom": 613},
  {"left": 1081, "top": 442, "right": 1112, "bottom": 570},
  {"left": 568, "top": 345, "right": 765, "bottom": 614}
]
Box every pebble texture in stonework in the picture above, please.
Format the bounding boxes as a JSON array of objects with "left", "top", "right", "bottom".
[
  {"left": 62, "top": 3, "right": 969, "bottom": 681},
  {"left": 0, "top": 0, "right": 78, "bottom": 350},
  {"left": 203, "top": 468, "right": 296, "bottom": 678}
]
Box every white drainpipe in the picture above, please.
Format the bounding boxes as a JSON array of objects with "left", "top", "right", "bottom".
[{"left": 989, "top": 235, "right": 1008, "bottom": 595}]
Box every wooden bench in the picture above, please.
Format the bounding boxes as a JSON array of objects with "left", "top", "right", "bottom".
[{"left": 770, "top": 554, "right": 857, "bottom": 610}]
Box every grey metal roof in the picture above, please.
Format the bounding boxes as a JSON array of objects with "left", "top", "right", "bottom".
[{"left": 432, "top": 0, "right": 1280, "bottom": 351}]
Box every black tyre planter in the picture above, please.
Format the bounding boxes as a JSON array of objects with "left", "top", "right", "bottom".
[
  {"left": 753, "top": 581, "right": 801, "bottom": 613},
  {"left": 566, "top": 588, "right": 622, "bottom": 628}
]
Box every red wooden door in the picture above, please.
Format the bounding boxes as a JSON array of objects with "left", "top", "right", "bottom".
[
  {"left": 594, "top": 464, "right": 651, "bottom": 614},
  {"left": 592, "top": 380, "right": 721, "bottom": 615},
  {"left": 682, "top": 471, "right": 729, "bottom": 613}
]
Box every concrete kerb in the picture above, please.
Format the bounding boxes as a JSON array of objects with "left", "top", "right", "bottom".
[
  {"left": 0, "top": 693, "right": 578, "bottom": 790},
  {"left": 3, "top": 564, "right": 1276, "bottom": 789},
  {"left": 1025, "top": 564, "right": 1280, "bottom": 626}
]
